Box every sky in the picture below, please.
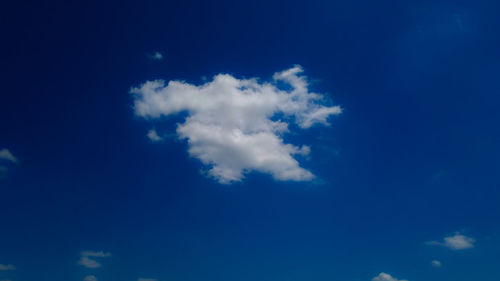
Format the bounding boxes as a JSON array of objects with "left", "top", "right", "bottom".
[{"left": 1, "top": 0, "right": 500, "bottom": 280}]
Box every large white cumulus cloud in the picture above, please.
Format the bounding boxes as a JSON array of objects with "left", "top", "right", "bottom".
[{"left": 131, "top": 65, "right": 341, "bottom": 183}]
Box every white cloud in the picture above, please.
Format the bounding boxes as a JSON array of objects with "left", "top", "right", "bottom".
[
  {"left": 431, "top": 260, "right": 442, "bottom": 268},
  {"left": 372, "top": 272, "right": 408, "bottom": 281},
  {"left": 131, "top": 65, "right": 341, "bottom": 183},
  {"left": 84, "top": 275, "right": 98, "bottom": 281},
  {"left": 78, "top": 250, "right": 111, "bottom": 268},
  {"left": 428, "top": 232, "right": 475, "bottom": 250},
  {"left": 78, "top": 257, "right": 101, "bottom": 268},
  {"left": 443, "top": 233, "right": 475, "bottom": 250},
  {"left": 0, "top": 264, "right": 15, "bottom": 271},
  {"left": 0, "top": 149, "right": 18, "bottom": 164},
  {"left": 138, "top": 279, "right": 158, "bottom": 281},
  {"left": 147, "top": 129, "right": 164, "bottom": 142},
  {"left": 149, "top": 52, "right": 163, "bottom": 60}
]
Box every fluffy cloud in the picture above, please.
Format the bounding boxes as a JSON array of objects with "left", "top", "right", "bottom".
[
  {"left": 443, "top": 233, "right": 475, "bottom": 250},
  {"left": 372, "top": 272, "right": 408, "bottom": 281},
  {"left": 131, "top": 65, "right": 341, "bottom": 183},
  {"left": 78, "top": 251, "right": 111, "bottom": 268},
  {"left": 84, "top": 275, "right": 98, "bottom": 281},
  {"left": 0, "top": 264, "right": 15, "bottom": 271},
  {"left": 138, "top": 279, "right": 158, "bottom": 281},
  {"left": 0, "top": 149, "right": 18, "bottom": 164},
  {"left": 431, "top": 260, "right": 442, "bottom": 268},
  {"left": 428, "top": 232, "right": 475, "bottom": 250}
]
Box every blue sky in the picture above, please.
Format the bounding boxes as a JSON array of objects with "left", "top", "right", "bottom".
[{"left": 1, "top": 0, "right": 500, "bottom": 280}]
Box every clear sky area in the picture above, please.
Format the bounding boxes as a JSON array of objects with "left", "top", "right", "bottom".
[{"left": 1, "top": 0, "right": 499, "bottom": 280}]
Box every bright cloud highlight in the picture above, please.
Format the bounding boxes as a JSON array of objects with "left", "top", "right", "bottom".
[{"left": 131, "top": 65, "right": 341, "bottom": 183}]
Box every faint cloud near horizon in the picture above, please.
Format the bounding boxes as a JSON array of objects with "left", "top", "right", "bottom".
[{"left": 131, "top": 65, "right": 341, "bottom": 184}]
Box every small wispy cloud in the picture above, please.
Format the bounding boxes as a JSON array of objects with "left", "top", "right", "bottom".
[
  {"left": 147, "top": 129, "right": 164, "bottom": 142},
  {"left": 149, "top": 52, "right": 163, "bottom": 60},
  {"left": 0, "top": 149, "right": 18, "bottom": 164},
  {"left": 0, "top": 264, "right": 15, "bottom": 271},
  {"left": 78, "top": 250, "right": 111, "bottom": 268},
  {"left": 372, "top": 272, "right": 408, "bottom": 281},
  {"left": 431, "top": 260, "right": 442, "bottom": 268},
  {"left": 0, "top": 148, "right": 19, "bottom": 179},
  {"left": 80, "top": 251, "right": 111, "bottom": 258},
  {"left": 78, "top": 257, "right": 101, "bottom": 268},
  {"left": 427, "top": 232, "right": 475, "bottom": 250},
  {"left": 138, "top": 278, "right": 158, "bottom": 281}
]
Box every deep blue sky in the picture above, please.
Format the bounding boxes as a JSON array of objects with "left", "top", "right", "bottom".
[{"left": 1, "top": 0, "right": 500, "bottom": 280}]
